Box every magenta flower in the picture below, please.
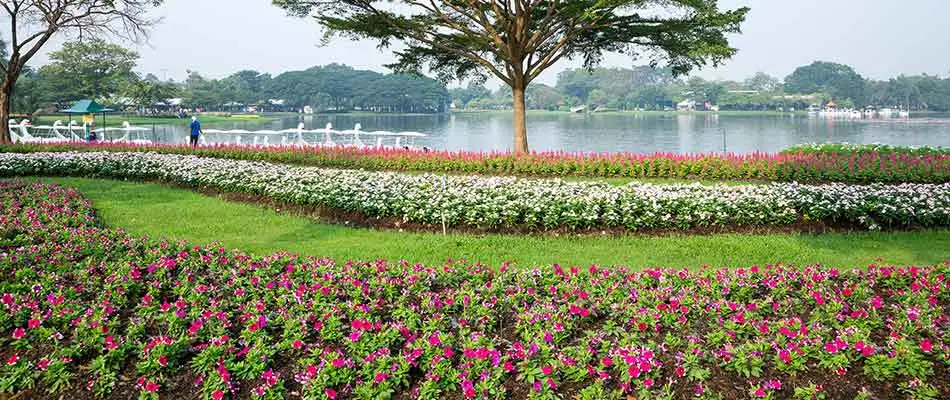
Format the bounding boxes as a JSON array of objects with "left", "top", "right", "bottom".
[
  {"left": 6, "top": 354, "right": 18, "bottom": 366},
  {"left": 374, "top": 372, "right": 387, "bottom": 383},
  {"left": 11, "top": 327, "right": 25, "bottom": 340},
  {"left": 325, "top": 388, "right": 337, "bottom": 399},
  {"left": 919, "top": 338, "right": 933, "bottom": 353},
  {"left": 541, "top": 365, "right": 553, "bottom": 375},
  {"left": 211, "top": 390, "right": 224, "bottom": 400}
]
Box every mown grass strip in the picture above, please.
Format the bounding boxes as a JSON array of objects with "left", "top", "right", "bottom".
[{"left": 31, "top": 177, "right": 950, "bottom": 268}]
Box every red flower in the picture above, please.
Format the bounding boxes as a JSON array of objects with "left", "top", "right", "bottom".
[
  {"left": 158, "top": 356, "right": 167, "bottom": 367},
  {"left": 11, "top": 327, "right": 25, "bottom": 340},
  {"left": 919, "top": 338, "right": 933, "bottom": 353},
  {"left": 6, "top": 354, "right": 18, "bottom": 366},
  {"left": 144, "top": 380, "right": 160, "bottom": 392}
]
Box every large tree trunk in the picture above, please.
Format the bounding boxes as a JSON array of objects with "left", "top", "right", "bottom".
[
  {"left": 0, "top": 84, "right": 12, "bottom": 145},
  {"left": 512, "top": 83, "right": 529, "bottom": 154}
]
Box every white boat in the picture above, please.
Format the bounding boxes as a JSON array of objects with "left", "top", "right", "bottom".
[
  {"left": 197, "top": 122, "right": 427, "bottom": 150},
  {"left": 879, "top": 108, "right": 893, "bottom": 118},
  {"left": 309, "top": 122, "right": 337, "bottom": 146},
  {"left": 363, "top": 130, "right": 427, "bottom": 149},
  {"left": 95, "top": 121, "right": 153, "bottom": 145},
  {"left": 336, "top": 123, "right": 365, "bottom": 147},
  {"left": 9, "top": 120, "right": 70, "bottom": 144},
  {"left": 898, "top": 110, "right": 910, "bottom": 118}
]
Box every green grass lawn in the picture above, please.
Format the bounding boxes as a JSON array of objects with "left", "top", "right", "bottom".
[{"left": 28, "top": 177, "right": 950, "bottom": 269}]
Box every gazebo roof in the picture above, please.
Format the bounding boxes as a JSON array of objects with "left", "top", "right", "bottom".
[{"left": 60, "top": 99, "right": 114, "bottom": 114}]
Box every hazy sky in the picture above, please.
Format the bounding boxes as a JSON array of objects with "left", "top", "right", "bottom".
[{"left": 26, "top": 0, "right": 950, "bottom": 87}]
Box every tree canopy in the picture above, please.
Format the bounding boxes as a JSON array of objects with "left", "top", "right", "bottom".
[
  {"left": 38, "top": 39, "right": 139, "bottom": 102},
  {"left": 783, "top": 61, "right": 865, "bottom": 105},
  {"left": 273, "top": 0, "right": 749, "bottom": 153}
]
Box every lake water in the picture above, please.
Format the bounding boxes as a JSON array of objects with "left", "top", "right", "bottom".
[{"left": 142, "top": 112, "right": 950, "bottom": 154}]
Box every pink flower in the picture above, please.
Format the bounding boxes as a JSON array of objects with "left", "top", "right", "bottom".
[
  {"left": 27, "top": 319, "right": 41, "bottom": 329},
  {"left": 211, "top": 390, "right": 224, "bottom": 400},
  {"left": 779, "top": 349, "right": 791, "bottom": 364},
  {"left": 541, "top": 365, "right": 553, "bottom": 375},
  {"left": 12, "top": 327, "right": 25, "bottom": 340},
  {"left": 158, "top": 356, "right": 167, "bottom": 367},
  {"left": 332, "top": 358, "right": 345, "bottom": 368},
  {"left": 919, "top": 338, "right": 933, "bottom": 353},
  {"left": 144, "top": 380, "right": 159, "bottom": 392},
  {"left": 6, "top": 354, "right": 18, "bottom": 366},
  {"left": 602, "top": 357, "right": 613, "bottom": 367},
  {"left": 543, "top": 331, "right": 553, "bottom": 343},
  {"left": 374, "top": 372, "right": 387, "bottom": 383},
  {"left": 824, "top": 341, "right": 839, "bottom": 354},
  {"left": 870, "top": 296, "right": 883, "bottom": 309},
  {"left": 643, "top": 378, "right": 654, "bottom": 387},
  {"left": 754, "top": 387, "right": 766, "bottom": 397},
  {"left": 627, "top": 365, "right": 640, "bottom": 378},
  {"left": 675, "top": 366, "right": 685, "bottom": 377},
  {"left": 325, "top": 388, "right": 337, "bottom": 399},
  {"left": 503, "top": 360, "right": 515, "bottom": 372},
  {"left": 37, "top": 359, "right": 50, "bottom": 370},
  {"left": 292, "top": 340, "right": 304, "bottom": 349}
]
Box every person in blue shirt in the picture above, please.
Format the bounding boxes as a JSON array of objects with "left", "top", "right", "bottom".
[{"left": 189, "top": 116, "right": 202, "bottom": 147}]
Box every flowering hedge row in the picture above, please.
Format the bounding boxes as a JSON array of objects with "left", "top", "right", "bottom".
[
  {"left": 2, "top": 152, "right": 950, "bottom": 232},
  {"left": 1, "top": 181, "right": 948, "bottom": 399},
  {"left": 3, "top": 142, "right": 948, "bottom": 183},
  {"left": 782, "top": 143, "right": 950, "bottom": 157}
]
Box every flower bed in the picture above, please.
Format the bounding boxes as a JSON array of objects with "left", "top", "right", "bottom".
[
  {"left": 2, "top": 151, "right": 950, "bottom": 232},
  {"left": 782, "top": 143, "right": 950, "bottom": 157},
  {"left": 3, "top": 142, "right": 949, "bottom": 183},
  {"left": 1, "top": 181, "right": 948, "bottom": 400}
]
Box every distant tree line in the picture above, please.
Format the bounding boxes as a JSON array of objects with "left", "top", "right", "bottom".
[
  {"left": 451, "top": 62, "right": 950, "bottom": 112},
  {"left": 11, "top": 41, "right": 450, "bottom": 115}
]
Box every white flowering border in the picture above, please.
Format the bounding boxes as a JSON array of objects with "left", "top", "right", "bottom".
[{"left": 1, "top": 151, "right": 948, "bottom": 231}]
